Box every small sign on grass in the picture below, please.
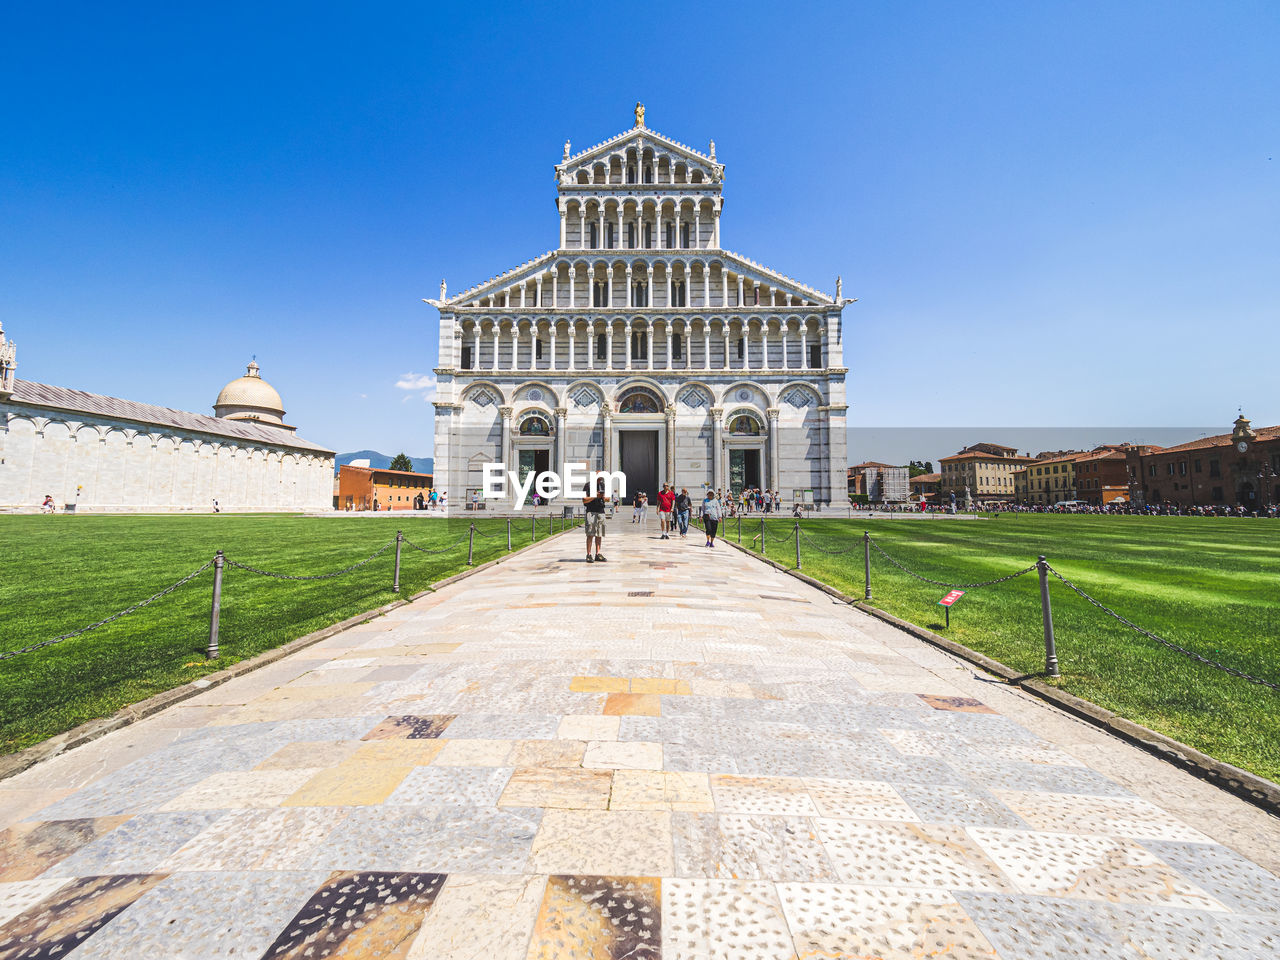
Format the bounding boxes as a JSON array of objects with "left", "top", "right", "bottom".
[{"left": 938, "top": 589, "right": 965, "bottom": 628}]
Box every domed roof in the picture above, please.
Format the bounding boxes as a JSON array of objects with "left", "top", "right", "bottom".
[{"left": 214, "top": 361, "right": 286, "bottom": 424}]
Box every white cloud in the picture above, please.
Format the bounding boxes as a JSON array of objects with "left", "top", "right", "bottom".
[{"left": 394, "top": 371, "right": 437, "bottom": 403}]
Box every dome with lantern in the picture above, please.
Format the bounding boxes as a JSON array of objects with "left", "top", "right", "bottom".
[{"left": 213, "top": 361, "right": 293, "bottom": 431}]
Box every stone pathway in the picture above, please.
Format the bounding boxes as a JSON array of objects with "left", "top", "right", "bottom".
[{"left": 2, "top": 520, "right": 1278, "bottom": 959}]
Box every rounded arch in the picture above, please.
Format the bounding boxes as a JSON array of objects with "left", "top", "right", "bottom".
[
  {"left": 725, "top": 409, "right": 766, "bottom": 435},
  {"left": 515, "top": 409, "right": 554, "bottom": 436},
  {"left": 776, "top": 380, "right": 823, "bottom": 405},
  {"left": 717, "top": 381, "right": 768, "bottom": 408},
  {"left": 613, "top": 377, "right": 671, "bottom": 410},
  {"left": 460, "top": 380, "right": 508, "bottom": 405},
  {"left": 512, "top": 380, "right": 560, "bottom": 407}
]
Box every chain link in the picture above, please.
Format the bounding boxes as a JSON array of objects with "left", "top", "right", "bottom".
[
  {"left": 870, "top": 539, "right": 1036, "bottom": 589},
  {"left": 0, "top": 560, "right": 214, "bottom": 662},
  {"left": 224, "top": 540, "right": 395, "bottom": 580},
  {"left": 798, "top": 528, "right": 863, "bottom": 556},
  {"left": 1046, "top": 566, "right": 1280, "bottom": 691},
  {"left": 402, "top": 533, "right": 471, "bottom": 556}
]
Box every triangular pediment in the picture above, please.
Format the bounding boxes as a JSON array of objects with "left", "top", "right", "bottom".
[{"left": 557, "top": 125, "right": 723, "bottom": 186}]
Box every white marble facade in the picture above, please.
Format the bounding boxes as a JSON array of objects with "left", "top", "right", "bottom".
[{"left": 428, "top": 107, "right": 850, "bottom": 508}]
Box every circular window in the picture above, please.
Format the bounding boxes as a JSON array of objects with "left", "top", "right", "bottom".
[
  {"left": 528, "top": 388, "right": 544, "bottom": 403},
  {"left": 736, "top": 389, "right": 752, "bottom": 402}
]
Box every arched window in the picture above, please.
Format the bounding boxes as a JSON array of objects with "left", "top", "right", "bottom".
[
  {"left": 644, "top": 165, "right": 653, "bottom": 184},
  {"left": 729, "top": 415, "right": 762, "bottom": 436},
  {"left": 630, "top": 330, "right": 648, "bottom": 360},
  {"left": 520, "top": 416, "right": 551, "bottom": 436},
  {"left": 589, "top": 222, "right": 599, "bottom": 248},
  {"left": 618, "top": 387, "right": 662, "bottom": 414}
]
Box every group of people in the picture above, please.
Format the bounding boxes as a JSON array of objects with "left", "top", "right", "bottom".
[{"left": 588, "top": 484, "right": 780, "bottom": 558}]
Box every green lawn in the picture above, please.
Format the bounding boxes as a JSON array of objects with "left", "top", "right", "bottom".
[
  {"left": 730, "top": 514, "right": 1280, "bottom": 782},
  {"left": 0, "top": 513, "right": 568, "bottom": 754}
]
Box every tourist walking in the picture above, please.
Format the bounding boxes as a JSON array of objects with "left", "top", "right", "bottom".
[
  {"left": 582, "top": 478, "right": 608, "bottom": 563},
  {"left": 701, "top": 489, "right": 722, "bottom": 547},
  {"left": 675, "top": 487, "right": 692, "bottom": 538},
  {"left": 40, "top": 494, "right": 55, "bottom": 514},
  {"left": 657, "top": 483, "right": 676, "bottom": 539}
]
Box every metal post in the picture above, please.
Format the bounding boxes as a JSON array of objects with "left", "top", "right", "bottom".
[
  {"left": 1038, "top": 555, "right": 1060, "bottom": 676},
  {"left": 468, "top": 523, "right": 476, "bottom": 565},
  {"left": 794, "top": 521, "right": 801, "bottom": 569},
  {"left": 760, "top": 518, "right": 766, "bottom": 557},
  {"left": 531, "top": 513, "right": 536, "bottom": 542},
  {"left": 393, "top": 530, "right": 402, "bottom": 593},
  {"left": 206, "top": 550, "right": 224, "bottom": 660},
  {"left": 863, "top": 531, "right": 871, "bottom": 601},
  {"left": 507, "top": 517, "right": 512, "bottom": 551},
  {"left": 736, "top": 514, "right": 741, "bottom": 543}
]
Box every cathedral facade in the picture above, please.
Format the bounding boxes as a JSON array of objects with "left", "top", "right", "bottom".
[{"left": 428, "top": 107, "right": 850, "bottom": 508}]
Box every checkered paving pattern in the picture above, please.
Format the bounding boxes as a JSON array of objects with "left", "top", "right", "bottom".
[{"left": 1, "top": 521, "right": 1278, "bottom": 958}]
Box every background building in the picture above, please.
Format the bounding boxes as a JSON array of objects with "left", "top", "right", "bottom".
[
  {"left": 847, "top": 462, "right": 909, "bottom": 502},
  {"left": 1024, "top": 452, "right": 1081, "bottom": 505},
  {"left": 909, "top": 471, "right": 940, "bottom": 503},
  {"left": 938, "top": 443, "right": 1032, "bottom": 504},
  {"left": 1125, "top": 416, "right": 1279, "bottom": 511},
  {"left": 336, "top": 464, "right": 434, "bottom": 511},
  {"left": 1075, "top": 447, "right": 1131, "bottom": 505},
  {"left": 0, "top": 323, "right": 334, "bottom": 512},
  {"left": 428, "top": 107, "right": 850, "bottom": 510}
]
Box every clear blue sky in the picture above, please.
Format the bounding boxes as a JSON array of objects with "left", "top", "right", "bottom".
[{"left": 3, "top": 2, "right": 1276, "bottom": 457}]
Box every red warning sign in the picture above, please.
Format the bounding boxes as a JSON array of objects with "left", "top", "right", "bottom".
[{"left": 938, "top": 590, "right": 965, "bottom": 607}]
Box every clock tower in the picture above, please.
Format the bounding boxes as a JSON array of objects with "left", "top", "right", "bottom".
[{"left": 1231, "top": 413, "right": 1257, "bottom": 455}]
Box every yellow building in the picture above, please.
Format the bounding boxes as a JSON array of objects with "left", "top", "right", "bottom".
[
  {"left": 938, "top": 443, "right": 1032, "bottom": 504},
  {"left": 1025, "top": 453, "right": 1079, "bottom": 505}
]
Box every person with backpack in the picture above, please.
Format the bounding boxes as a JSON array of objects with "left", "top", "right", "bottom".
[{"left": 674, "top": 487, "right": 692, "bottom": 539}]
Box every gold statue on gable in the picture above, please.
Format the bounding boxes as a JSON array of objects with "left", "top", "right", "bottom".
[{"left": 634, "top": 101, "right": 645, "bottom": 128}]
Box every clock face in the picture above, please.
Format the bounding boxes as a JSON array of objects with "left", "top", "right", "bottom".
[{"left": 1237, "top": 441, "right": 1249, "bottom": 453}]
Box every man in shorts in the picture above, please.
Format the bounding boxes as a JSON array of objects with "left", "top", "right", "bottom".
[
  {"left": 656, "top": 483, "right": 676, "bottom": 540},
  {"left": 582, "top": 477, "right": 608, "bottom": 563}
]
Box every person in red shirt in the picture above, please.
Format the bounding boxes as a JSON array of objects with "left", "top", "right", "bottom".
[{"left": 656, "top": 483, "right": 677, "bottom": 540}]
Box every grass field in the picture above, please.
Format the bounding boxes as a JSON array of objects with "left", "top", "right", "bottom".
[
  {"left": 0, "top": 513, "right": 567, "bottom": 755},
  {"left": 731, "top": 514, "right": 1280, "bottom": 783}
]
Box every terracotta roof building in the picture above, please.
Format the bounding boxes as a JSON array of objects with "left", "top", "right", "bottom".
[
  {"left": 847, "top": 462, "right": 909, "bottom": 502},
  {"left": 939, "top": 444, "right": 1033, "bottom": 503},
  {"left": 1125, "top": 416, "right": 1280, "bottom": 510}
]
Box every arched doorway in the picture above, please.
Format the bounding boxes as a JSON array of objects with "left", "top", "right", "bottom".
[{"left": 615, "top": 386, "right": 664, "bottom": 505}]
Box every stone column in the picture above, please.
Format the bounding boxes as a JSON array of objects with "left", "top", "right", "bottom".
[
  {"left": 665, "top": 404, "right": 677, "bottom": 483},
  {"left": 713, "top": 200, "right": 721, "bottom": 248},
  {"left": 763, "top": 325, "right": 771, "bottom": 371},
  {"left": 710, "top": 407, "right": 724, "bottom": 491},
  {"left": 536, "top": 276, "right": 543, "bottom": 308},
  {"left": 665, "top": 268, "right": 672, "bottom": 307},
  {"left": 579, "top": 210, "right": 586, "bottom": 249},
  {"left": 624, "top": 320, "right": 632, "bottom": 370},
  {"left": 626, "top": 265, "right": 634, "bottom": 307},
  {"left": 737, "top": 275, "right": 744, "bottom": 308},
  {"left": 558, "top": 202, "right": 566, "bottom": 248},
  {"left": 602, "top": 403, "right": 614, "bottom": 475},
  {"left": 801, "top": 329, "right": 809, "bottom": 368},
  {"left": 554, "top": 407, "right": 567, "bottom": 473},
  {"left": 767, "top": 408, "right": 780, "bottom": 491},
  {"left": 492, "top": 328, "right": 500, "bottom": 370},
  {"left": 472, "top": 328, "right": 480, "bottom": 370},
  {"left": 549, "top": 324, "right": 557, "bottom": 372},
  {"left": 616, "top": 210, "right": 623, "bottom": 251},
  {"left": 694, "top": 210, "right": 701, "bottom": 249},
  {"left": 568, "top": 325, "right": 577, "bottom": 371},
  {"left": 656, "top": 210, "right": 663, "bottom": 249},
  {"left": 606, "top": 267, "right": 613, "bottom": 308},
  {"left": 703, "top": 324, "right": 710, "bottom": 371},
  {"left": 645, "top": 323, "right": 653, "bottom": 369},
  {"left": 606, "top": 323, "right": 614, "bottom": 371},
  {"left": 723, "top": 330, "right": 731, "bottom": 370},
  {"left": 598, "top": 210, "right": 604, "bottom": 250},
  {"left": 673, "top": 213, "right": 680, "bottom": 249},
  {"left": 500, "top": 406, "right": 513, "bottom": 470},
  {"left": 568, "top": 267, "right": 575, "bottom": 307},
  {"left": 702, "top": 266, "right": 710, "bottom": 308}
]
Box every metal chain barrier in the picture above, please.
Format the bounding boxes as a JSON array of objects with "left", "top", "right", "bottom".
[
  {"left": 0, "top": 560, "right": 214, "bottom": 662},
  {"left": 402, "top": 533, "right": 471, "bottom": 556},
  {"left": 1046, "top": 566, "right": 1280, "bottom": 691},
  {"left": 870, "top": 539, "right": 1037, "bottom": 589},
  {"left": 224, "top": 540, "right": 396, "bottom": 580},
  {"left": 798, "top": 528, "right": 863, "bottom": 557},
  {"left": 470, "top": 523, "right": 501, "bottom": 539}
]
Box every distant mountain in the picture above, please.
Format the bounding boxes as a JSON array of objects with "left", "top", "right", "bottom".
[{"left": 335, "top": 451, "right": 433, "bottom": 475}]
